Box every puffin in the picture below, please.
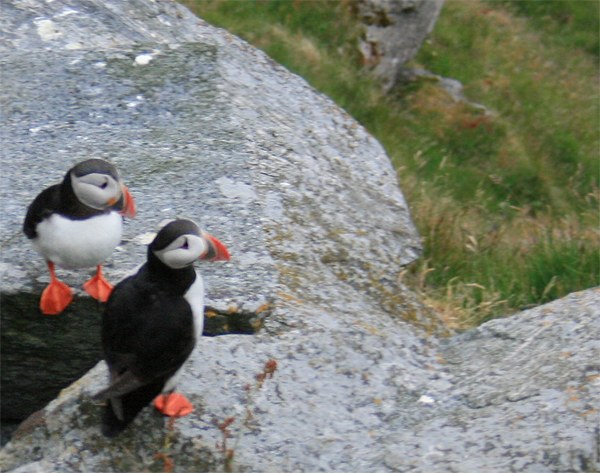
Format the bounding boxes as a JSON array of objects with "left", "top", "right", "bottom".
[
  {"left": 94, "top": 219, "right": 230, "bottom": 437},
  {"left": 23, "top": 158, "right": 136, "bottom": 315}
]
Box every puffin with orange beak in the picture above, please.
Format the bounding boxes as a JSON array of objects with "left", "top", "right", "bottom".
[
  {"left": 23, "top": 158, "right": 136, "bottom": 315},
  {"left": 94, "top": 219, "right": 230, "bottom": 437}
]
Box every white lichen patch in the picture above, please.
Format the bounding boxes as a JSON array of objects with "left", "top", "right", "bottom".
[
  {"left": 417, "top": 395, "right": 436, "bottom": 405},
  {"left": 134, "top": 53, "right": 153, "bottom": 65},
  {"left": 65, "top": 42, "right": 83, "bottom": 50},
  {"left": 54, "top": 8, "right": 78, "bottom": 18},
  {"left": 216, "top": 176, "right": 257, "bottom": 203},
  {"left": 34, "top": 19, "right": 63, "bottom": 41},
  {"left": 134, "top": 50, "right": 161, "bottom": 66}
]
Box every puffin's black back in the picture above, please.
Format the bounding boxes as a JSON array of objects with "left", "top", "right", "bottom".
[
  {"left": 23, "top": 185, "right": 62, "bottom": 239},
  {"left": 100, "top": 264, "right": 196, "bottom": 437}
]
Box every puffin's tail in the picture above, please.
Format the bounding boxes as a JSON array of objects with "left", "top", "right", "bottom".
[{"left": 101, "top": 382, "right": 165, "bottom": 438}]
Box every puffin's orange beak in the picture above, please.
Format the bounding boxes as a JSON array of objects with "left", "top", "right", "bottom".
[
  {"left": 201, "top": 233, "right": 230, "bottom": 262},
  {"left": 119, "top": 185, "right": 136, "bottom": 218}
]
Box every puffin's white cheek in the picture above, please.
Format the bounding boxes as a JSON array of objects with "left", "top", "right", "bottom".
[
  {"left": 74, "top": 183, "right": 107, "bottom": 209},
  {"left": 159, "top": 249, "right": 194, "bottom": 269},
  {"left": 169, "top": 249, "right": 190, "bottom": 268},
  {"left": 153, "top": 234, "right": 207, "bottom": 268},
  {"left": 188, "top": 237, "right": 208, "bottom": 258}
]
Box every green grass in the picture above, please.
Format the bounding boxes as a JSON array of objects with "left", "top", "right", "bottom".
[
  {"left": 183, "top": 0, "right": 599, "bottom": 328},
  {"left": 494, "top": 0, "right": 600, "bottom": 58}
]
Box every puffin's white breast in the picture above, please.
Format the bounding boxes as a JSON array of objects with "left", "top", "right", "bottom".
[
  {"left": 184, "top": 270, "right": 205, "bottom": 341},
  {"left": 32, "top": 212, "right": 123, "bottom": 269}
]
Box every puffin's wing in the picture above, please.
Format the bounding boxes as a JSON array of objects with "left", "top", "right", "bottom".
[
  {"left": 130, "top": 295, "right": 196, "bottom": 379},
  {"left": 98, "top": 275, "right": 196, "bottom": 437},
  {"left": 94, "top": 369, "right": 146, "bottom": 400},
  {"left": 23, "top": 184, "right": 61, "bottom": 239},
  {"left": 100, "top": 273, "right": 196, "bottom": 389}
]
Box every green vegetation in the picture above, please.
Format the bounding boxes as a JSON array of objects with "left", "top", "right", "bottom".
[
  {"left": 183, "top": 0, "right": 599, "bottom": 328},
  {"left": 498, "top": 0, "right": 599, "bottom": 58}
]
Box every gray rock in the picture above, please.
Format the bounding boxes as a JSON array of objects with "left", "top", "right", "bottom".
[
  {"left": 2, "top": 287, "right": 599, "bottom": 472},
  {"left": 0, "top": 0, "right": 423, "bottom": 456},
  {"left": 397, "top": 67, "right": 494, "bottom": 115},
  {"left": 355, "top": 0, "right": 445, "bottom": 90},
  {"left": 1, "top": 1, "right": 598, "bottom": 473}
]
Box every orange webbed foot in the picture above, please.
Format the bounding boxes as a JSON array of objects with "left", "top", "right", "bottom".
[
  {"left": 83, "top": 265, "right": 113, "bottom": 302},
  {"left": 40, "top": 278, "right": 73, "bottom": 315},
  {"left": 153, "top": 393, "right": 194, "bottom": 417},
  {"left": 40, "top": 261, "right": 73, "bottom": 315}
]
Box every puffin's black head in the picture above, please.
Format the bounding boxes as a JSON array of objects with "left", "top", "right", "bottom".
[
  {"left": 149, "top": 219, "right": 230, "bottom": 269},
  {"left": 71, "top": 159, "right": 120, "bottom": 181},
  {"left": 65, "top": 159, "right": 136, "bottom": 217}
]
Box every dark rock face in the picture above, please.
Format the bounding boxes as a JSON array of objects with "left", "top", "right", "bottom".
[
  {"left": 1, "top": 295, "right": 102, "bottom": 422},
  {"left": 355, "top": 0, "right": 445, "bottom": 90},
  {"left": 1, "top": 1, "right": 598, "bottom": 473}
]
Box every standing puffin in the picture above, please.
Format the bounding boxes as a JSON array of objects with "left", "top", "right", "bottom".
[
  {"left": 94, "top": 219, "right": 230, "bottom": 437},
  {"left": 23, "top": 159, "right": 136, "bottom": 315}
]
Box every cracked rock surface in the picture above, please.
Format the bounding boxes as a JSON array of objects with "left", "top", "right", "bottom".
[{"left": 1, "top": 1, "right": 598, "bottom": 472}]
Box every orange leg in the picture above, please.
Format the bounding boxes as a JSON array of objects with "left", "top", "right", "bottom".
[
  {"left": 83, "top": 265, "right": 113, "bottom": 302},
  {"left": 153, "top": 393, "right": 194, "bottom": 417},
  {"left": 40, "top": 261, "right": 73, "bottom": 315}
]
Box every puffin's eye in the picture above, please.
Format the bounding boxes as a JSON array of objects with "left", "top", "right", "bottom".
[
  {"left": 100, "top": 181, "right": 108, "bottom": 190},
  {"left": 181, "top": 239, "right": 189, "bottom": 250}
]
